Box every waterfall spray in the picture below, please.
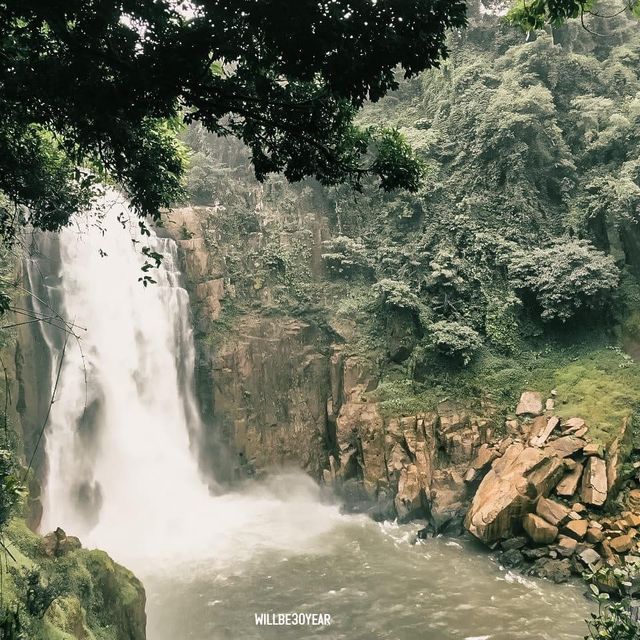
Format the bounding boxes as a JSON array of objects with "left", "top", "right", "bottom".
[{"left": 35, "top": 192, "right": 344, "bottom": 570}]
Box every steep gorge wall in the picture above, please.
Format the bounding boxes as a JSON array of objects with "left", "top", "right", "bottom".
[{"left": 163, "top": 202, "right": 496, "bottom": 528}]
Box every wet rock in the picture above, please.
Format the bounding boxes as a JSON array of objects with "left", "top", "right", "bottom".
[
  {"left": 500, "top": 548, "right": 525, "bottom": 568},
  {"left": 581, "top": 457, "right": 608, "bottom": 507},
  {"left": 395, "top": 464, "right": 425, "bottom": 522},
  {"left": 536, "top": 497, "right": 571, "bottom": 527},
  {"left": 523, "top": 546, "right": 549, "bottom": 560},
  {"left": 437, "top": 515, "right": 466, "bottom": 537},
  {"left": 523, "top": 513, "right": 559, "bottom": 544},
  {"left": 430, "top": 469, "right": 466, "bottom": 531},
  {"left": 555, "top": 462, "right": 583, "bottom": 498},
  {"left": 528, "top": 558, "right": 572, "bottom": 583},
  {"left": 416, "top": 526, "right": 432, "bottom": 540},
  {"left": 501, "top": 536, "right": 528, "bottom": 551},
  {"left": 516, "top": 391, "right": 543, "bottom": 417},
  {"left": 465, "top": 444, "right": 565, "bottom": 544}
]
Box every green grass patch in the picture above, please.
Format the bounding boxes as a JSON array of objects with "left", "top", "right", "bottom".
[{"left": 373, "top": 333, "right": 640, "bottom": 447}]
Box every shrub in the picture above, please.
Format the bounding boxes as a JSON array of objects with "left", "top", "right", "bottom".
[
  {"left": 428, "top": 320, "right": 482, "bottom": 365},
  {"left": 321, "top": 236, "right": 372, "bottom": 277},
  {"left": 508, "top": 239, "right": 619, "bottom": 321},
  {"left": 372, "top": 279, "right": 421, "bottom": 312}
]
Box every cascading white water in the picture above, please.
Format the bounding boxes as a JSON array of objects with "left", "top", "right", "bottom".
[{"left": 37, "top": 192, "right": 346, "bottom": 570}]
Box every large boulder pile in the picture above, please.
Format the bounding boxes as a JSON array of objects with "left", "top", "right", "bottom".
[{"left": 464, "top": 391, "right": 640, "bottom": 582}]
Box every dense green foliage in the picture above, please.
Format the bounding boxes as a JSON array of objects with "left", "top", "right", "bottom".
[
  {"left": 179, "top": 2, "right": 640, "bottom": 448},
  {"left": 317, "top": 2, "right": 640, "bottom": 366},
  {"left": 0, "top": 0, "right": 474, "bottom": 240},
  {"left": 508, "top": 0, "right": 640, "bottom": 31}
]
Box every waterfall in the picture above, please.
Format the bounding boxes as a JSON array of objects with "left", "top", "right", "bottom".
[{"left": 34, "top": 192, "right": 345, "bottom": 571}]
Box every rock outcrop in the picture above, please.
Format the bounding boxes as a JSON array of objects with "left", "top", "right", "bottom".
[{"left": 465, "top": 443, "right": 565, "bottom": 543}]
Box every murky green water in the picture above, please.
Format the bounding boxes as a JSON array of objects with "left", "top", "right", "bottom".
[{"left": 143, "top": 516, "right": 592, "bottom": 640}]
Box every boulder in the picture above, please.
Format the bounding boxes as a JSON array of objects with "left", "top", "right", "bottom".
[
  {"left": 528, "top": 558, "right": 572, "bottom": 583},
  {"left": 626, "top": 513, "right": 640, "bottom": 528},
  {"left": 578, "top": 548, "right": 602, "bottom": 568},
  {"left": 523, "top": 513, "right": 559, "bottom": 544},
  {"left": 583, "top": 443, "right": 604, "bottom": 457},
  {"left": 536, "top": 497, "right": 571, "bottom": 527},
  {"left": 563, "top": 519, "right": 588, "bottom": 541},
  {"left": 545, "top": 436, "right": 586, "bottom": 458},
  {"left": 465, "top": 444, "right": 565, "bottom": 544},
  {"left": 42, "top": 527, "right": 80, "bottom": 558},
  {"left": 501, "top": 536, "right": 528, "bottom": 551},
  {"left": 610, "top": 534, "right": 634, "bottom": 553},
  {"left": 556, "top": 536, "right": 578, "bottom": 557},
  {"left": 530, "top": 416, "right": 560, "bottom": 447},
  {"left": 555, "top": 462, "right": 583, "bottom": 498},
  {"left": 581, "top": 457, "right": 608, "bottom": 507},
  {"left": 57, "top": 535, "right": 82, "bottom": 556},
  {"left": 469, "top": 443, "right": 500, "bottom": 471},
  {"left": 500, "top": 548, "right": 525, "bottom": 568},
  {"left": 523, "top": 546, "right": 550, "bottom": 560},
  {"left": 629, "top": 489, "right": 640, "bottom": 512},
  {"left": 516, "top": 391, "right": 544, "bottom": 417},
  {"left": 562, "top": 417, "right": 586, "bottom": 433}
]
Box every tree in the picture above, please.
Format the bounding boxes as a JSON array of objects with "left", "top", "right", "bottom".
[
  {"left": 508, "top": 0, "right": 640, "bottom": 31},
  {"left": 0, "top": 0, "right": 469, "bottom": 238}
]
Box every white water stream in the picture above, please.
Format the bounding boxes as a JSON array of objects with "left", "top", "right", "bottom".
[{"left": 33, "top": 194, "right": 592, "bottom": 639}]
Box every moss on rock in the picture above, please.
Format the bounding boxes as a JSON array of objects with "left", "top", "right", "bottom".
[{"left": 1, "top": 519, "right": 146, "bottom": 640}]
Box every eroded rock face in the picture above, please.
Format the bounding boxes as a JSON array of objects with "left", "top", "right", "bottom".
[
  {"left": 465, "top": 444, "right": 565, "bottom": 544},
  {"left": 199, "top": 316, "right": 335, "bottom": 480},
  {"left": 331, "top": 401, "right": 488, "bottom": 523}
]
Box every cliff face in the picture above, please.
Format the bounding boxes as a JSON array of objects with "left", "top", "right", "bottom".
[{"left": 163, "top": 202, "right": 497, "bottom": 530}]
